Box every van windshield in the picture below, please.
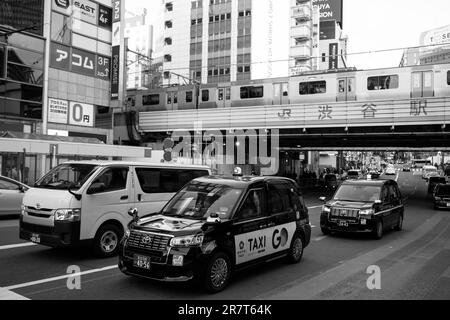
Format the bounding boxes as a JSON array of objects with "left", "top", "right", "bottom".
[
  {"left": 34, "top": 164, "right": 99, "bottom": 190},
  {"left": 162, "top": 182, "right": 243, "bottom": 220}
]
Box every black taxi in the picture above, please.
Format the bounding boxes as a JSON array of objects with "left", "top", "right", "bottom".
[
  {"left": 320, "top": 179, "right": 404, "bottom": 239},
  {"left": 118, "top": 175, "right": 311, "bottom": 293}
]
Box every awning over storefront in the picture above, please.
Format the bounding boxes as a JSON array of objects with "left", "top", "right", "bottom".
[{"left": 0, "top": 131, "right": 104, "bottom": 145}]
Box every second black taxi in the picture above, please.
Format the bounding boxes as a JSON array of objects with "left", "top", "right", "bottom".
[
  {"left": 118, "top": 175, "right": 311, "bottom": 293},
  {"left": 320, "top": 179, "right": 404, "bottom": 239}
]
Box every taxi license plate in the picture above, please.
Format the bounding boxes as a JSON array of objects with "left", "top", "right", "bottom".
[
  {"left": 133, "top": 255, "right": 151, "bottom": 270},
  {"left": 338, "top": 221, "right": 349, "bottom": 227},
  {"left": 30, "top": 233, "right": 40, "bottom": 244},
  {"left": 447, "top": 203, "right": 450, "bottom": 207}
]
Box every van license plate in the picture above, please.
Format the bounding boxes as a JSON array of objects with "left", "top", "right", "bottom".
[
  {"left": 133, "top": 255, "right": 151, "bottom": 270},
  {"left": 30, "top": 233, "right": 40, "bottom": 244},
  {"left": 338, "top": 221, "right": 349, "bottom": 227}
]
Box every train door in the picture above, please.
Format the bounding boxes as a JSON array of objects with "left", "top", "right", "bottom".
[
  {"left": 337, "top": 77, "right": 356, "bottom": 102},
  {"left": 166, "top": 91, "right": 179, "bottom": 110},
  {"left": 273, "top": 83, "right": 289, "bottom": 105},
  {"left": 411, "top": 71, "right": 434, "bottom": 98},
  {"left": 218, "top": 87, "right": 231, "bottom": 108}
]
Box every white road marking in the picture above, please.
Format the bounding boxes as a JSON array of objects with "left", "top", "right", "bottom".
[
  {"left": 0, "top": 287, "right": 29, "bottom": 300},
  {"left": 4, "top": 265, "right": 118, "bottom": 290},
  {"left": 0, "top": 243, "right": 37, "bottom": 251}
]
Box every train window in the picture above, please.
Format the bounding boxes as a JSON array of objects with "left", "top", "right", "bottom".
[
  {"left": 226, "top": 88, "right": 231, "bottom": 100},
  {"left": 240, "top": 86, "right": 264, "bottom": 99},
  {"left": 282, "top": 83, "right": 289, "bottom": 96},
  {"left": 367, "top": 75, "right": 399, "bottom": 90},
  {"left": 174, "top": 92, "right": 178, "bottom": 104},
  {"left": 218, "top": 89, "right": 224, "bottom": 101},
  {"left": 447, "top": 71, "right": 450, "bottom": 85},
  {"left": 143, "top": 94, "right": 160, "bottom": 106},
  {"left": 299, "top": 81, "right": 326, "bottom": 95},
  {"left": 186, "top": 91, "right": 193, "bottom": 103},
  {"left": 202, "top": 89, "right": 209, "bottom": 102},
  {"left": 167, "top": 94, "right": 172, "bottom": 104}
]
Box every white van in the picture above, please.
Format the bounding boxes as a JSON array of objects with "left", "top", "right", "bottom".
[{"left": 20, "top": 161, "right": 211, "bottom": 257}]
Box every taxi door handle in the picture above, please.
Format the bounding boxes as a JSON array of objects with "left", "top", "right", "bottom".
[
  {"left": 259, "top": 224, "right": 267, "bottom": 229},
  {"left": 120, "top": 195, "right": 129, "bottom": 201}
]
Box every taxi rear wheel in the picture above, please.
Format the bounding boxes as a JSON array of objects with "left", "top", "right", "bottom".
[
  {"left": 394, "top": 214, "right": 403, "bottom": 231},
  {"left": 287, "top": 234, "right": 304, "bottom": 264},
  {"left": 203, "top": 252, "right": 232, "bottom": 293}
]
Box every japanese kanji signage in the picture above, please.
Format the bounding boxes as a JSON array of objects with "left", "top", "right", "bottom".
[{"left": 48, "top": 98, "right": 69, "bottom": 124}]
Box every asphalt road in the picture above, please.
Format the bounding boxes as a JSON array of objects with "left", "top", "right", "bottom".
[{"left": 0, "top": 170, "right": 449, "bottom": 300}]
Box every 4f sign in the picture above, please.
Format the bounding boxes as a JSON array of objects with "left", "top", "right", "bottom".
[{"left": 69, "top": 102, "right": 94, "bottom": 127}]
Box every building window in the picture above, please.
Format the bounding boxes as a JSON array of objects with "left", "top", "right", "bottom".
[
  {"left": 166, "top": 2, "right": 173, "bottom": 12},
  {"left": 164, "top": 54, "right": 172, "bottom": 62},
  {"left": 367, "top": 75, "right": 399, "bottom": 90},
  {"left": 447, "top": 71, "right": 450, "bottom": 85},
  {"left": 51, "top": 12, "right": 71, "bottom": 45},
  {"left": 240, "top": 86, "right": 264, "bottom": 99},
  {"left": 299, "top": 81, "right": 327, "bottom": 95},
  {"left": 322, "top": 53, "right": 326, "bottom": 62},
  {"left": 165, "top": 20, "right": 173, "bottom": 28},
  {"left": 186, "top": 91, "right": 193, "bottom": 103},
  {"left": 143, "top": 94, "right": 160, "bottom": 105},
  {"left": 202, "top": 89, "right": 209, "bottom": 102}
]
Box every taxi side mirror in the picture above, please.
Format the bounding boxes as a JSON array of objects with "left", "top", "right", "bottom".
[
  {"left": 319, "top": 197, "right": 327, "bottom": 202},
  {"left": 206, "top": 212, "right": 221, "bottom": 224},
  {"left": 374, "top": 200, "right": 382, "bottom": 205}
]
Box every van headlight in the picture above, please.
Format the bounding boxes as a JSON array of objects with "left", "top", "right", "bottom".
[
  {"left": 21, "top": 204, "right": 25, "bottom": 216},
  {"left": 169, "top": 234, "right": 204, "bottom": 247},
  {"left": 54, "top": 209, "right": 81, "bottom": 222}
]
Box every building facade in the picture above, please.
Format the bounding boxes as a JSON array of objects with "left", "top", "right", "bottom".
[{"left": 0, "top": 0, "right": 120, "bottom": 183}]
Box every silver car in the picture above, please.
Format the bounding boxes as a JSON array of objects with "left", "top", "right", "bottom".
[{"left": 0, "top": 176, "right": 29, "bottom": 216}]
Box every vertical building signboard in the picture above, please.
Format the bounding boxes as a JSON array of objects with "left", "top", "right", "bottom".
[
  {"left": 111, "top": 0, "right": 122, "bottom": 101},
  {"left": 329, "top": 43, "right": 338, "bottom": 70}
]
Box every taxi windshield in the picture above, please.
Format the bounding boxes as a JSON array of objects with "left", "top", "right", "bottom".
[
  {"left": 436, "top": 185, "right": 450, "bottom": 196},
  {"left": 334, "top": 185, "right": 381, "bottom": 202},
  {"left": 34, "top": 164, "right": 98, "bottom": 190},
  {"left": 162, "top": 182, "right": 244, "bottom": 220}
]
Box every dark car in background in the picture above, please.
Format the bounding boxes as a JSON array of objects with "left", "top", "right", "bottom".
[
  {"left": 320, "top": 179, "right": 404, "bottom": 239},
  {"left": 432, "top": 184, "right": 450, "bottom": 210},
  {"left": 119, "top": 175, "right": 311, "bottom": 293},
  {"left": 428, "top": 176, "right": 447, "bottom": 194},
  {"left": 324, "top": 174, "right": 339, "bottom": 191}
]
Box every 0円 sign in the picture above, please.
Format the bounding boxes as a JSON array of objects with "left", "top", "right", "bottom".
[{"left": 48, "top": 98, "right": 94, "bottom": 127}]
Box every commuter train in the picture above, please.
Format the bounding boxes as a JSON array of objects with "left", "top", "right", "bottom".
[{"left": 127, "top": 63, "right": 450, "bottom": 112}]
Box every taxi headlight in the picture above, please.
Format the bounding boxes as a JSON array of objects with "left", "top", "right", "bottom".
[
  {"left": 125, "top": 229, "right": 131, "bottom": 238},
  {"left": 170, "top": 234, "right": 204, "bottom": 247},
  {"left": 54, "top": 209, "right": 81, "bottom": 222},
  {"left": 322, "top": 206, "right": 331, "bottom": 213},
  {"left": 359, "top": 209, "right": 374, "bottom": 217}
]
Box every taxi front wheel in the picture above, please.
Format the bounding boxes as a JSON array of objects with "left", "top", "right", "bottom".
[
  {"left": 203, "top": 252, "right": 232, "bottom": 293},
  {"left": 287, "top": 234, "right": 304, "bottom": 264},
  {"left": 372, "top": 220, "right": 384, "bottom": 240}
]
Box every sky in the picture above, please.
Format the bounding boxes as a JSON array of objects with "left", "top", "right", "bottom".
[{"left": 125, "top": 0, "right": 450, "bottom": 70}]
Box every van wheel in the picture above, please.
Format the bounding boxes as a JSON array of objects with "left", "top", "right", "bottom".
[
  {"left": 372, "top": 220, "right": 383, "bottom": 240},
  {"left": 394, "top": 214, "right": 403, "bottom": 231},
  {"left": 203, "top": 252, "right": 231, "bottom": 293},
  {"left": 93, "top": 224, "right": 122, "bottom": 258},
  {"left": 287, "top": 234, "right": 304, "bottom": 264}
]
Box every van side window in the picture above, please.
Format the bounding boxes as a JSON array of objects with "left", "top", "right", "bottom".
[
  {"left": 135, "top": 168, "right": 209, "bottom": 194},
  {"left": 93, "top": 167, "right": 128, "bottom": 192},
  {"left": 235, "top": 189, "right": 263, "bottom": 220}
]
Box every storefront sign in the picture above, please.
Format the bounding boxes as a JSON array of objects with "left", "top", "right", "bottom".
[
  {"left": 111, "top": 46, "right": 120, "bottom": 100},
  {"left": 329, "top": 43, "right": 338, "bottom": 69},
  {"left": 69, "top": 102, "right": 94, "bottom": 127},
  {"left": 98, "top": 4, "right": 112, "bottom": 29},
  {"left": 112, "top": 0, "right": 122, "bottom": 23},
  {"left": 72, "top": 0, "right": 98, "bottom": 25},
  {"left": 71, "top": 47, "right": 95, "bottom": 77},
  {"left": 48, "top": 98, "right": 69, "bottom": 124},
  {"left": 53, "top": 0, "right": 72, "bottom": 15},
  {"left": 50, "top": 42, "right": 110, "bottom": 80},
  {"left": 312, "top": 0, "right": 343, "bottom": 27}
]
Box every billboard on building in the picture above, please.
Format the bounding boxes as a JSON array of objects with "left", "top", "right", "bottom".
[
  {"left": 312, "top": 0, "right": 343, "bottom": 27},
  {"left": 111, "top": 0, "right": 122, "bottom": 100},
  {"left": 420, "top": 24, "right": 450, "bottom": 46}
]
